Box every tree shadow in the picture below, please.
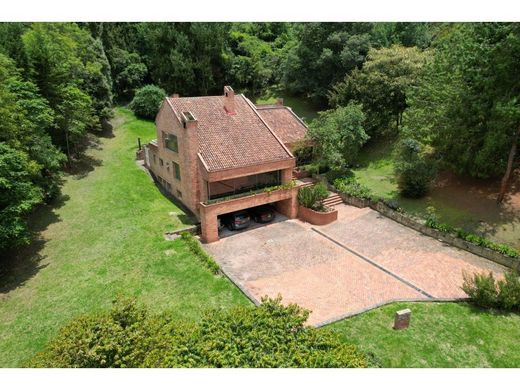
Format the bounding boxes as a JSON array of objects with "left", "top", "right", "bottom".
[
  {"left": 66, "top": 153, "right": 103, "bottom": 180},
  {"left": 0, "top": 194, "right": 69, "bottom": 294}
]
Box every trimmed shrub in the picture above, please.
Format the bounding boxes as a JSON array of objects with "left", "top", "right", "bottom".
[
  {"left": 462, "top": 270, "right": 520, "bottom": 311},
  {"left": 394, "top": 138, "right": 436, "bottom": 198},
  {"left": 129, "top": 84, "right": 166, "bottom": 119},
  {"left": 180, "top": 232, "right": 220, "bottom": 274},
  {"left": 297, "top": 182, "right": 329, "bottom": 211},
  {"left": 28, "top": 297, "right": 370, "bottom": 368}
]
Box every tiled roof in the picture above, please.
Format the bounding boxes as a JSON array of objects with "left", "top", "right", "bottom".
[
  {"left": 256, "top": 105, "right": 308, "bottom": 145},
  {"left": 167, "top": 95, "right": 292, "bottom": 172}
]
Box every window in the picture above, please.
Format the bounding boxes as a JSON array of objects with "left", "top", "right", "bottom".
[
  {"left": 166, "top": 182, "right": 172, "bottom": 191},
  {"left": 164, "top": 133, "right": 178, "bottom": 152},
  {"left": 159, "top": 158, "right": 164, "bottom": 167},
  {"left": 176, "top": 190, "right": 182, "bottom": 198},
  {"left": 153, "top": 154, "right": 156, "bottom": 164},
  {"left": 173, "top": 161, "right": 181, "bottom": 181}
]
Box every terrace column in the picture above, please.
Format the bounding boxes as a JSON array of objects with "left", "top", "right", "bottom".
[{"left": 200, "top": 207, "right": 219, "bottom": 243}]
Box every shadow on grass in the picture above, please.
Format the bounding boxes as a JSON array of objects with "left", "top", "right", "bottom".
[
  {"left": 66, "top": 153, "right": 103, "bottom": 180},
  {"left": 144, "top": 168, "right": 197, "bottom": 227},
  {"left": 0, "top": 194, "right": 70, "bottom": 294}
]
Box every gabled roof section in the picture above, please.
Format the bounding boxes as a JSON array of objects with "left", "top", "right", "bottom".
[
  {"left": 167, "top": 94, "right": 293, "bottom": 172},
  {"left": 255, "top": 105, "right": 309, "bottom": 145}
]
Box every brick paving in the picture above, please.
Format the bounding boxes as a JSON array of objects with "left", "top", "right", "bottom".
[{"left": 203, "top": 204, "right": 507, "bottom": 326}]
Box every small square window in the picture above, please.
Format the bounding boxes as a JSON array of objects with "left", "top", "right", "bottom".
[
  {"left": 176, "top": 190, "right": 182, "bottom": 198},
  {"left": 159, "top": 158, "right": 164, "bottom": 166}
]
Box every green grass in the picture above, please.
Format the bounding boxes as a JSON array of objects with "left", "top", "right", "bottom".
[
  {"left": 0, "top": 108, "right": 248, "bottom": 367},
  {"left": 352, "top": 138, "right": 520, "bottom": 248},
  {"left": 331, "top": 302, "right": 520, "bottom": 367},
  {"left": 256, "top": 93, "right": 320, "bottom": 122}
]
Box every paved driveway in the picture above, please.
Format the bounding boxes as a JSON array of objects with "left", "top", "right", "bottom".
[{"left": 203, "top": 204, "right": 506, "bottom": 326}]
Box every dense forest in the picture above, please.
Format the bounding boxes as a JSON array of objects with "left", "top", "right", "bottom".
[{"left": 1, "top": 22, "right": 519, "bottom": 252}]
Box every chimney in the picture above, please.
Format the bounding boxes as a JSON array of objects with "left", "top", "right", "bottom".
[
  {"left": 276, "top": 97, "right": 284, "bottom": 106},
  {"left": 172, "top": 93, "right": 180, "bottom": 98},
  {"left": 181, "top": 111, "right": 197, "bottom": 130},
  {"left": 223, "top": 86, "right": 236, "bottom": 115}
]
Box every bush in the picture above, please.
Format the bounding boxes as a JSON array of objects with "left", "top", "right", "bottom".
[
  {"left": 28, "top": 297, "right": 369, "bottom": 368},
  {"left": 180, "top": 232, "right": 220, "bottom": 274},
  {"left": 333, "top": 177, "right": 373, "bottom": 200},
  {"left": 129, "top": 84, "right": 166, "bottom": 119},
  {"left": 297, "top": 182, "right": 329, "bottom": 211},
  {"left": 394, "top": 138, "right": 436, "bottom": 198},
  {"left": 462, "top": 271, "right": 520, "bottom": 311}
]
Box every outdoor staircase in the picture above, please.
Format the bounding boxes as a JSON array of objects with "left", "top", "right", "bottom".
[{"left": 323, "top": 192, "right": 343, "bottom": 209}]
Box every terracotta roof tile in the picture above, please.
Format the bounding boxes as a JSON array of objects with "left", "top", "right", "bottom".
[
  {"left": 167, "top": 95, "right": 292, "bottom": 172},
  {"left": 256, "top": 105, "right": 308, "bottom": 145}
]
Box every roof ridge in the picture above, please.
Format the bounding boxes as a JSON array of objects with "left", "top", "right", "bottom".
[{"left": 242, "top": 95, "right": 294, "bottom": 159}]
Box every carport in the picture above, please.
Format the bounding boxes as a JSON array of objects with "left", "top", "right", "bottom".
[{"left": 198, "top": 185, "right": 299, "bottom": 243}]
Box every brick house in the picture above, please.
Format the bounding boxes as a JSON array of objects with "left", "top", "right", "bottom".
[{"left": 144, "top": 86, "right": 309, "bottom": 243}]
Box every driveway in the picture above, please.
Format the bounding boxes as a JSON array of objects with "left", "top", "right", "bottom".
[{"left": 203, "top": 204, "right": 506, "bottom": 326}]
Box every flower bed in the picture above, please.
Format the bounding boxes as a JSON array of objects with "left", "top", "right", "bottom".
[{"left": 298, "top": 205, "right": 338, "bottom": 225}]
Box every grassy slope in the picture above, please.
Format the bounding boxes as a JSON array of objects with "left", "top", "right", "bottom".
[
  {"left": 332, "top": 302, "right": 520, "bottom": 368},
  {"left": 0, "top": 108, "right": 248, "bottom": 367}
]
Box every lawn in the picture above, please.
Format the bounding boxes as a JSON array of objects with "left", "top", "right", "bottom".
[
  {"left": 331, "top": 302, "right": 520, "bottom": 367},
  {"left": 352, "top": 138, "right": 520, "bottom": 249},
  {"left": 0, "top": 108, "right": 248, "bottom": 367}
]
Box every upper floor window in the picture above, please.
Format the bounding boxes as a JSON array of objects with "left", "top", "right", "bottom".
[
  {"left": 173, "top": 161, "right": 181, "bottom": 181},
  {"left": 159, "top": 158, "right": 164, "bottom": 166},
  {"left": 164, "top": 133, "right": 179, "bottom": 153}
]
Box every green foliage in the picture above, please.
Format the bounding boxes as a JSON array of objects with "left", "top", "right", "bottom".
[
  {"left": 394, "top": 138, "right": 436, "bottom": 198},
  {"left": 463, "top": 271, "right": 520, "bottom": 312},
  {"left": 129, "top": 84, "right": 166, "bottom": 119},
  {"left": 403, "top": 23, "right": 520, "bottom": 179},
  {"left": 108, "top": 48, "right": 147, "bottom": 101},
  {"left": 179, "top": 232, "right": 220, "bottom": 275},
  {"left": 425, "top": 207, "right": 520, "bottom": 258},
  {"left": 0, "top": 144, "right": 43, "bottom": 249},
  {"left": 283, "top": 23, "right": 373, "bottom": 105},
  {"left": 297, "top": 182, "right": 329, "bottom": 211},
  {"left": 333, "top": 176, "right": 373, "bottom": 200},
  {"left": 28, "top": 297, "right": 369, "bottom": 368},
  {"left": 330, "top": 45, "right": 429, "bottom": 137},
  {"left": 308, "top": 103, "right": 369, "bottom": 170}
]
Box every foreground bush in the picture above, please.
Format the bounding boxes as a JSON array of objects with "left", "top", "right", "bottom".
[
  {"left": 129, "top": 84, "right": 166, "bottom": 119},
  {"left": 462, "top": 271, "right": 520, "bottom": 311},
  {"left": 28, "top": 297, "right": 369, "bottom": 368}
]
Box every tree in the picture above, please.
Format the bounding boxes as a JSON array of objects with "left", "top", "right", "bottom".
[
  {"left": 282, "top": 23, "right": 373, "bottom": 105},
  {"left": 308, "top": 104, "right": 369, "bottom": 170},
  {"left": 108, "top": 48, "right": 147, "bottom": 101},
  {"left": 0, "top": 144, "right": 43, "bottom": 250},
  {"left": 394, "top": 138, "right": 436, "bottom": 198},
  {"left": 28, "top": 297, "right": 369, "bottom": 368},
  {"left": 329, "top": 45, "right": 429, "bottom": 137},
  {"left": 403, "top": 23, "right": 520, "bottom": 201},
  {"left": 130, "top": 84, "right": 166, "bottom": 119}
]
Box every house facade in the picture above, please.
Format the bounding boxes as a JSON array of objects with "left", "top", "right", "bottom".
[{"left": 144, "top": 86, "right": 308, "bottom": 243}]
